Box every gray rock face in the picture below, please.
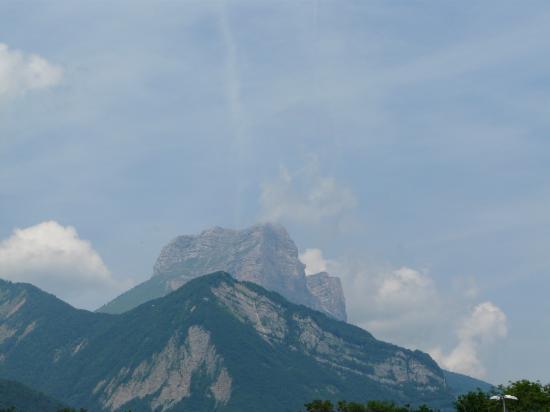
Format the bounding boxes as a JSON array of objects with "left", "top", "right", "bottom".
[
  {"left": 100, "top": 223, "right": 348, "bottom": 321},
  {"left": 306, "top": 272, "right": 347, "bottom": 321},
  {"left": 99, "top": 326, "right": 231, "bottom": 411},
  {"left": 153, "top": 223, "right": 312, "bottom": 308},
  {"left": 210, "top": 276, "right": 445, "bottom": 397}
]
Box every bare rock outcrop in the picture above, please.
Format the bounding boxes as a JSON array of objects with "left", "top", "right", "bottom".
[
  {"left": 153, "top": 223, "right": 313, "bottom": 308},
  {"left": 306, "top": 272, "right": 347, "bottom": 321}
]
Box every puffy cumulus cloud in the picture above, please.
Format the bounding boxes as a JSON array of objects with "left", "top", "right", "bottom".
[
  {"left": 299, "top": 248, "right": 328, "bottom": 275},
  {"left": 299, "top": 252, "right": 448, "bottom": 348},
  {"left": 304, "top": 253, "right": 444, "bottom": 348},
  {"left": 0, "top": 221, "right": 130, "bottom": 310},
  {"left": 373, "top": 267, "right": 437, "bottom": 311},
  {"left": 336, "top": 259, "right": 508, "bottom": 377},
  {"left": 0, "top": 43, "right": 63, "bottom": 99},
  {"left": 431, "top": 302, "right": 507, "bottom": 378},
  {"left": 259, "top": 159, "right": 357, "bottom": 225},
  {"left": 343, "top": 266, "right": 444, "bottom": 347}
]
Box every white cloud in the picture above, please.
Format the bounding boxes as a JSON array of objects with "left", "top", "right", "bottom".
[
  {"left": 0, "top": 43, "right": 63, "bottom": 99},
  {"left": 299, "top": 248, "right": 328, "bottom": 275},
  {"left": 330, "top": 258, "right": 507, "bottom": 377},
  {"left": 260, "top": 159, "right": 357, "bottom": 224},
  {"left": 311, "top": 255, "right": 444, "bottom": 349},
  {"left": 430, "top": 302, "right": 507, "bottom": 378},
  {"left": 0, "top": 221, "right": 129, "bottom": 310},
  {"left": 299, "top": 252, "right": 450, "bottom": 349},
  {"left": 374, "top": 267, "right": 436, "bottom": 311},
  {"left": 332, "top": 260, "right": 507, "bottom": 377},
  {"left": 299, "top": 250, "right": 445, "bottom": 345},
  {"left": 347, "top": 266, "right": 443, "bottom": 346}
]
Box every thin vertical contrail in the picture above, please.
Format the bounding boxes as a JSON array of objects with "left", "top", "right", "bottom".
[
  {"left": 218, "top": 0, "right": 246, "bottom": 144},
  {"left": 218, "top": 0, "right": 248, "bottom": 226}
]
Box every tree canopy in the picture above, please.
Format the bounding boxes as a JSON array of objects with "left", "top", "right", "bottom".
[
  {"left": 305, "top": 379, "right": 550, "bottom": 412},
  {"left": 304, "top": 399, "right": 433, "bottom": 412},
  {"left": 455, "top": 379, "right": 550, "bottom": 412}
]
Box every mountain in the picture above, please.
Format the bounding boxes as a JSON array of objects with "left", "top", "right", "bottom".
[
  {"left": 0, "top": 378, "right": 67, "bottom": 411},
  {"left": 0, "top": 273, "right": 454, "bottom": 411},
  {"left": 98, "top": 223, "right": 347, "bottom": 321},
  {"left": 443, "top": 370, "right": 493, "bottom": 396},
  {"left": 305, "top": 272, "right": 347, "bottom": 321}
]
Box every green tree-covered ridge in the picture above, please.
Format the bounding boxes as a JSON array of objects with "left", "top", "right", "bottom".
[
  {"left": 0, "top": 378, "right": 67, "bottom": 411},
  {"left": 0, "top": 272, "right": 486, "bottom": 411}
]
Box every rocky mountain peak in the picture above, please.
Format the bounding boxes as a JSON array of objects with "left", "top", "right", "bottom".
[
  {"left": 152, "top": 223, "right": 308, "bottom": 303},
  {"left": 100, "top": 223, "right": 347, "bottom": 321},
  {"left": 306, "top": 272, "right": 347, "bottom": 321}
]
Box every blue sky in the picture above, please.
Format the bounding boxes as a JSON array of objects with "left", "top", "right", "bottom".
[{"left": 1, "top": 0, "right": 550, "bottom": 384}]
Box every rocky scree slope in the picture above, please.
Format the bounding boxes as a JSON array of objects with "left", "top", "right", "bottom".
[
  {"left": 99, "top": 223, "right": 347, "bottom": 321},
  {"left": 0, "top": 273, "right": 455, "bottom": 411}
]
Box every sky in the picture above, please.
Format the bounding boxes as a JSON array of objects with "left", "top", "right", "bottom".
[{"left": 1, "top": 0, "right": 550, "bottom": 385}]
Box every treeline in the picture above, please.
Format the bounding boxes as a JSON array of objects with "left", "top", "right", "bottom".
[
  {"left": 0, "top": 410, "right": 136, "bottom": 412},
  {"left": 305, "top": 379, "right": 550, "bottom": 412},
  {"left": 0, "top": 409, "right": 90, "bottom": 412},
  {"left": 456, "top": 380, "right": 550, "bottom": 411},
  {"left": 304, "top": 400, "right": 433, "bottom": 412},
  {"left": 0, "top": 409, "right": 133, "bottom": 412}
]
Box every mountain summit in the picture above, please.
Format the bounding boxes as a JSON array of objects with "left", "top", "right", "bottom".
[
  {"left": 0, "top": 272, "right": 454, "bottom": 411},
  {"left": 99, "top": 223, "right": 347, "bottom": 320}
]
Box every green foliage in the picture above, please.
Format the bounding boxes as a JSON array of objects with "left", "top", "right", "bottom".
[
  {"left": 304, "top": 399, "right": 433, "bottom": 412},
  {"left": 455, "top": 388, "right": 494, "bottom": 412},
  {"left": 310, "top": 380, "right": 550, "bottom": 412},
  {"left": 456, "top": 379, "right": 550, "bottom": 412},
  {"left": 305, "top": 400, "right": 335, "bottom": 412},
  {"left": 498, "top": 380, "right": 550, "bottom": 411},
  {"left": 57, "top": 409, "right": 88, "bottom": 412}
]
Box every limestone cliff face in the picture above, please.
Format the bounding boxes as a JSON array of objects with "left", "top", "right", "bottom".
[
  {"left": 306, "top": 272, "right": 347, "bottom": 321},
  {"left": 153, "top": 223, "right": 313, "bottom": 308},
  {"left": 98, "top": 326, "right": 231, "bottom": 411},
  {"left": 210, "top": 276, "right": 445, "bottom": 396},
  {"left": 100, "top": 223, "right": 348, "bottom": 321}
]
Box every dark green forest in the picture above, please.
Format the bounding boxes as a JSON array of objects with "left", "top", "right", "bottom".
[{"left": 304, "top": 379, "right": 550, "bottom": 412}]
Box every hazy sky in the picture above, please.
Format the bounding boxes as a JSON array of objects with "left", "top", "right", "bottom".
[{"left": 1, "top": 0, "right": 550, "bottom": 385}]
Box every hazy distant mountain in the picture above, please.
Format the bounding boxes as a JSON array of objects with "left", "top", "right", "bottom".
[
  {"left": 99, "top": 223, "right": 347, "bottom": 321},
  {"left": 443, "top": 370, "right": 493, "bottom": 396},
  {"left": 305, "top": 271, "right": 347, "bottom": 321},
  {"left": 0, "top": 378, "right": 67, "bottom": 411},
  {"left": 0, "top": 273, "right": 455, "bottom": 411}
]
